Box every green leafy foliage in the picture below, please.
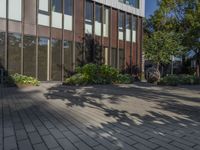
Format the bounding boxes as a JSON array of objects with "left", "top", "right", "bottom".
[
  {"left": 64, "top": 64, "right": 133, "bottom": 85},
  {"left": 159, "top": 74, "right": 200, "bottom": 86},
  {"left": 6, "top": 73, "right": 40, "bottom": 86},
  {"left": 144, "top": 31, "right": 185, "bottom": 68}
]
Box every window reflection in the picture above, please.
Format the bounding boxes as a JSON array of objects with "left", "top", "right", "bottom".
[{"left": 8, "top": 33, "right": 22, "bottom": 74}]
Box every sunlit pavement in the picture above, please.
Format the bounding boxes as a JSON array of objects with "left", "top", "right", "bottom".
[{"left": 0, "top": 83, "right": 200, "bottom": 150}]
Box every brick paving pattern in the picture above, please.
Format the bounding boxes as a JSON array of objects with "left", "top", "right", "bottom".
[{"left": 0, "top": 83, "right": 200, "bottom": 150}]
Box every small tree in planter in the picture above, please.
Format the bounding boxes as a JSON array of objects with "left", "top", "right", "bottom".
[{"left": 144, "top": 31, "right": 184, "bottom": 83}]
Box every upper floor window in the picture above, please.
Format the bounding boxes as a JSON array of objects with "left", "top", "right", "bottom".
[
  {"left": 38, "top": 0, "right": 50, "bottom": 26},
  {"left": 39, "top": 0, "right": 49, "bottom": 12},
  {"left": 119, "top": 0, "right": 139, "bottom": 9},
  {"left": 0, "top": 0, "right": 6, "bottom": 18},
  {"left": 64, "top": 0, "right": 73, "bottom": 30},
  {"left": 64, "top": 0, "right": 73, "bottom": 15},
  {"left": 85, "top": 0, "right": 93, "bottom": 34},
  {"left": 118, "top": 12, "right": 124, "bottom": 40},
  {"left": 126, "top": 14, "right": 131, "bottom": 41},
  {"left": 8, "top": 0, "right": 22, "bottom": 21},
  {"left": 103, "top": 7, "right": 109, "bottom": 37},
  {"left": 52, "top": 0, "right": 62, "bottom": 13},
  {"left": 95, "top": 4, "right": 102, "bottom": 36},
  {"left": 52, "top": 0, "right": 62, "bottom": 28},
  {"left": 132, "top": 16, "right": 137, "bottom": 43}
]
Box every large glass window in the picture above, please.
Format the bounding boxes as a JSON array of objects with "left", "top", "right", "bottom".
[
  {"left": 8, "top": 33, "right": 22, "bottom": 74},
  {"left": 95, "top": 4, "right": 102, "bottom": 36},
  {"left": 23, "top": 35, "right": 36, "bottom": 77},
  {"left": 38, "top": 37, "right": 49, "bottom": 81},
  {"left": 8, "top": 0, "right": 22, "bottom": 21},
  {"left": 38, "top": 0, "right": 50, "bottom": 26},
  {"left": 111, "top": 48, "right": 118, "bottom": 68},
  {"left": 64, "top": 0, "right": 73, "bottom": 31},
  {"left": 52, "top": 0, "right": 62, "bottom": 28},
  {"left": 118, "top": 12, "right": 124, "bottom": 40},
  {"left": 119, "top": 48, "right": 125, "bottom": 70},
  {"left": 64, "top": 40, "right": 73, "bottom": 74},
  {"left": 85, "top": 1, "right": 93, "bottom": 34},
  {"left": 103, "top": 7, "right": 109, "bottom": 37},
  {"left": 126, "top": 14, "right": 131, "bottom": 41},
  {"left": 132, "top": 16, "right": 137, "bottom": 43},
  {"left": 0, "top": 0, "right": 6, "bottom": 18},
  {"left": 0, "top": 32, "right": 5, "bottom": 68},
  {"left": 102, "top": 47, "right": 109, "bottom": 65},
  {"left": 75, "top": 42, "right": 83, "bottom": 66},
  {"left": 51, "top": 39, "right": 62, "bottom": 81}
]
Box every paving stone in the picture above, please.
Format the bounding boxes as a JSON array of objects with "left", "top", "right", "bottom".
[
  {"left": 24, "top": 124, "right": 36, "bottom": 133},
  {"left": 93, "top": 145, "right": 108, "bottom": 150},
  {"left": 18, "top": 139, "right": 33, "bottom": 150},
  {"left": 33, "top": 143, "right": 48, "bottom": 150},
  {"left": 43, "top": 121, "right": 55, "bottom": 129},
  {"left": 133, "top": 143, "right": 150, "bottom": 150},
  {"left": 4, "top": 136, "right": 17, "bottom": 150},
  {"left": 28, "top": 132, "right": 43, "bottom": 144},
  {"left": 4, "top": 127, "right": 14, "bottom": 137},
  {"left": 16, "top": 129, "right": 28, "bottom": 141},
  {"left": 36, "top": 126, "right": 50, "bottom": 136},
  {"left": 49, "top": 128, "right": 65, "bottom": 139},
  {"left": 63, "top": 131, "right": 81, "bottom": 143},
  {"left": 149, "top": 138, "right": 181, "bottom": 150},
  {"left": 130, "top": 135, "right": 159, "bottom": 149},
  {"left": 42, "top": 135, "right": 59, "bottom": 149},
  {"left": 78, "top": 134, "right": 99, "bottom": 147},
  {"left": 171, "top": 141, "right": 194, "bottom": 150},
  {"left": 74, "top": 141, "right": 93, "bottom": 150},
  {"left": 57, "top": 138, "right": 77, "bottom": 150}
]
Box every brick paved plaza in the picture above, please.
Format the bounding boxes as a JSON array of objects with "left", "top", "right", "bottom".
[{"left": 0, "top": 83, "right": 200, "bottom": 150}]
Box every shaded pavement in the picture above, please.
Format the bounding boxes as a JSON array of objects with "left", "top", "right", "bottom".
[{"left": 0, "top": 83, "right": 200, "bottom": 150}]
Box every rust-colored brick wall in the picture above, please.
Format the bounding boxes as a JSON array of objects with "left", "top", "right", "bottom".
[
  {"left": 24, "top": 0, "right": 37, "bottom": 35},
  {"left": 74, "top": 0, "right": 84, "bottom": 42},
  {"left": 111, "top": 9, "right": 118, "bottom": 48}
]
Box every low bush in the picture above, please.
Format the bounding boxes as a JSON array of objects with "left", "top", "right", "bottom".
[
  {"left": 6, "top": 73, "right": 40, "bottom": 86},
  {"left": 159, "top": 74, "right": 200, "bottom": 86},
  {"left": 64, "top": 64, "right": 133, "bottom": 85}
]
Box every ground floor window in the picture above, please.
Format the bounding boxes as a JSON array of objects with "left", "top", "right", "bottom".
[
  {"left": 8, "top": 33, "right": 22, "bottom": 74},
  {"left": 119, "top": 48, "right": 125, "bottom": 70},
  {"left": 51, "top": 39, "right": 62, "bottom": 81},
  {"left": 111, "top": 48, "right": 118, "bottom": 68},
  {"left": 0, "top": 32, "right": 5, "bottom": 68},
  {"left": 23, "top": 35, "right": 36, "bottom": 77},
  {"left": 75, "top": 42, "right": 83, "bottom": 66},
  {"left": 64, "top": 40, "right": 73, "bottom": 73},
  {"left": 102, "top": 47, "right": 109, "bottom": 65},
  {"left": 38, "top": 37, "right": 49, "bottom": 81}
]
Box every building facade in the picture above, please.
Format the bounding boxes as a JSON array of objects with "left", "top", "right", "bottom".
[{"left": 0, "top": 0, "right": 145, "bottom": 81}]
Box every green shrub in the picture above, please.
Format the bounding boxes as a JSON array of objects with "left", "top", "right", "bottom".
[
  {"left": 115, "top": 74, "right": 133, "bottom": 84},
  {"left": 64, "top": 64, "right": 133, "bottom": 85},
  {"left": 159, "top": 74, "right": 200, "bottom": 86},
  {"left": 64, "top": 73, "right": 89, "bottom": 85},
  {"left": 6, "top": 73, "right": 40, "bottom": 86}
]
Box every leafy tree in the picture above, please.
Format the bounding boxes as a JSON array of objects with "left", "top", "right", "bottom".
[
  {"left": 159, "top": 0, "right": 200, "bottom": 77},
  {"left": 144, "top": 31, "right": 184, "bottom": 70}
]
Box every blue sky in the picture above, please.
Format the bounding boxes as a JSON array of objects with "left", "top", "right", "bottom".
[{"left": 145, "top": 0, "right": 158, "bottom": 18}]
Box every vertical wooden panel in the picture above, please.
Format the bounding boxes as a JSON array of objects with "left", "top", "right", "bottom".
[
  {"left": 74, "top": 0, "right": 84, "bottom": 42},
  {"left": 24, "top": 0, "right": 37, "bottom": 25},
  {"left": 111, "top": 9, "right": 117, "bottom": 48}
]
